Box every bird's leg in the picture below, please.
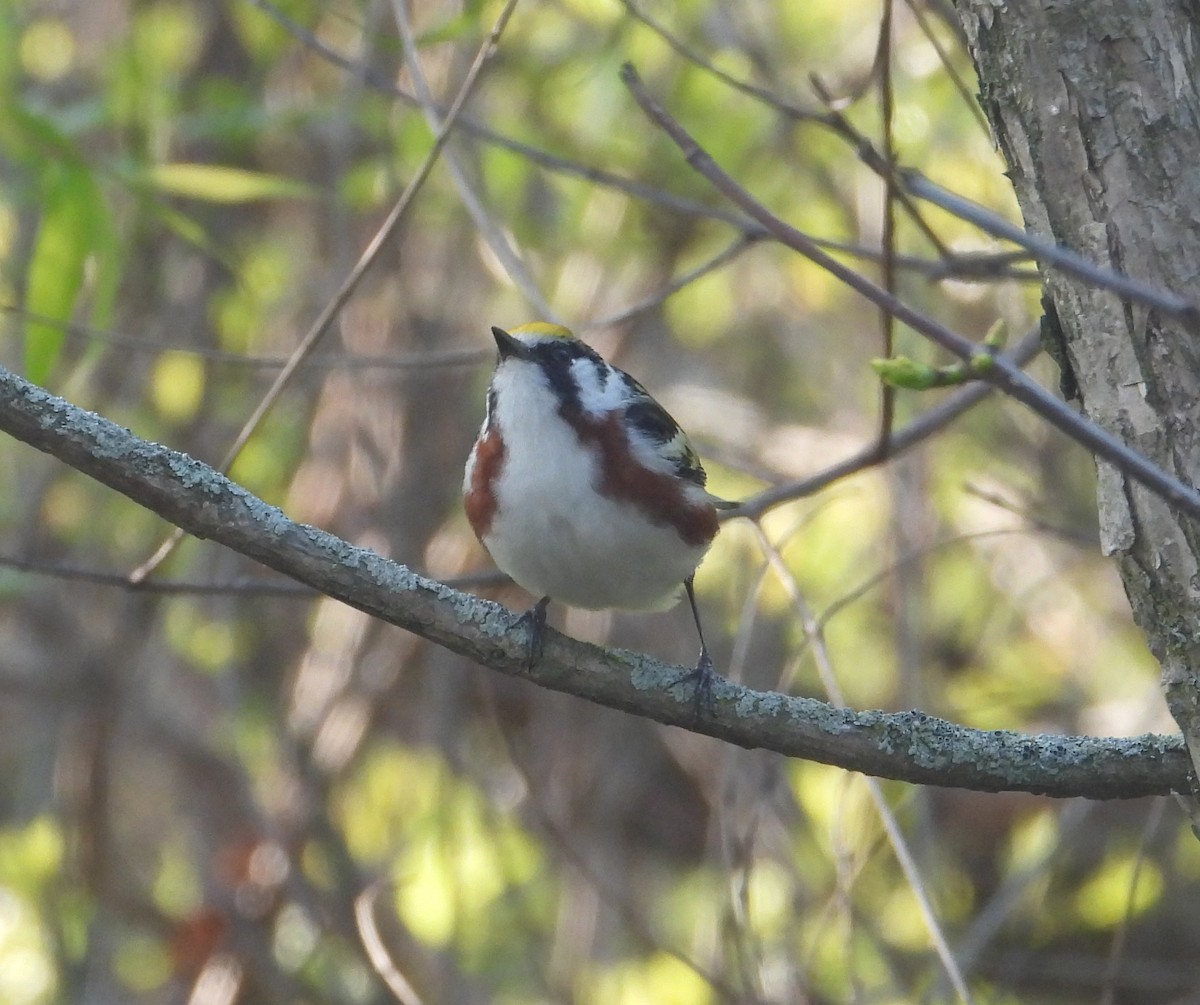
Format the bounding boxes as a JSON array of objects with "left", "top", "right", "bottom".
[
  {"left": 669, "top": 576, "right": 717, "bottom": 715},
  {"left": 513, "top": 595, "right": 550, "bottom": 669}
]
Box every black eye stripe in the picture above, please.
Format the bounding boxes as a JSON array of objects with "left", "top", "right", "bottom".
[
  {"left": 520, "top": 339, "right": 605, "bottom": 415},
  {"left": 545, "top": 364, "right": 581, "bottom": 415},
  {"left": 506, "top": 337, "right": 711, "bottom": 489}
]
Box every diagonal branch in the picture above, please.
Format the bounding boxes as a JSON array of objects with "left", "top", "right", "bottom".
[
  {"left": 619, "top": 62, "right": 1200, "bottom": 526},
  {"left": 731, "top": 326, "right": 1043, "bottom": 520},
  {"left": 900, "top": 171, "right": 1200, "bottom": 331},
  {"left": 0, "top": 364, "right": 1188, "bottom": 799},
  {"left": 129, "top": 0, "right": 521, "bottom": 583}
]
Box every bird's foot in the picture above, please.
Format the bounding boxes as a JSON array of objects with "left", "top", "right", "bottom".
[
  {"left": 668, "top": 646, "right": 718, "bottom": 720},
  {"left": 513, "top": 596, "right": 550, "bottom": 670}
]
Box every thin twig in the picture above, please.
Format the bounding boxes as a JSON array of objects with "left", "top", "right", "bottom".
[
  {"left": 0, "top": 552, "right": 511, "bottom": 595},
  {"left": 620, "top": 0, "right": 830, "bottom": 123},
  {"left": 876, "top": 3, "right": 898, "bottom": 450},
  {"left": 620, "top": 63, "right": 1200, "bottom": 525},
  {"left": 809, "top": 74, "right": 953, "bottom": 260},
  {"left": 901, "top": 171, "right": 1200, "bottom": 331},
  {"left": 1099, "top": 798, "right": 1167, "bottom": 1005},
  {"left": 813, "top": 526, "right": 1084, "bottom": 640},
  {"left": 485, "top": 705, "right": 764, "bottom": 1005},
  {"left": 0, "top": 554, "right": 312, "bottom": 595},
  {"left": 389, "top": 0, "right": 552, "bottom": 319},
  {"left": 1, "top": 308, "right": 490, "bottom": 369},
  {"left": 961, "top": 482, "right": 1098, "bottom": 547},
  {"left": 623, "top": 0, "right": 953, "bottom": 261},
  {"left": 244, "top": 0, "right": 759, "bottom": 227},
  {"left": 239, "top": 1, "right": 1046, "bottom": 286},
  {"left": 354, "top": 884, "right": 426, "bottom": 1005},
  {"left": 902, "top": 0, "right": 992, "bottom": 136},
  {"left": 751, "top": 523, "right": 976, "bottom": 1004},
  {"left": 128, "top": 0, "right": 522, "bottom": 583},
  {"left": 945, "top": 800, "right": 1094, "bottom": 987},
  {"left": 0, "top": 361, "right": 1188, "bottom": 797},
  {"left": 589, "top": 233, "right": 762, "bottom": 331},
  {"left": 730, "top": 327, "right": 1042, "bottom": 520}
]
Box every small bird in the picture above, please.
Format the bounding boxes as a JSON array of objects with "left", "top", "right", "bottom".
[{"left": 464, "top": 322, "right": 731, "bottom": 700}]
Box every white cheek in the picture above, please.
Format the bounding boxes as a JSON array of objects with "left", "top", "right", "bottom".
[
  {"left": 491, "top": 363, "right": 562, "bottom": 433},
  {"left": 570, "top": 358, "right": 627, "bottom": 416}
]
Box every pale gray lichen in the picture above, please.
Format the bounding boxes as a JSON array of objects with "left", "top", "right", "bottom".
[
  {"left": 469, "top": 601, "right": 517, "bottom": 640},
  {"left": 629, "top": 661, "right": 685, "bottom": 694},
  {"left": 165, "top": 451, "right": 222, "bottom": 490}
]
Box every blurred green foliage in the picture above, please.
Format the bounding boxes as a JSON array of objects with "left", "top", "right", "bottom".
[{"left": 0, "top": 0, "right": 1186, "bottom": 1002}]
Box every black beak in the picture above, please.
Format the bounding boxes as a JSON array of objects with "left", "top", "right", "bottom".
[{"left": 492, "top": 326, "right": 531, "bottom": 361}]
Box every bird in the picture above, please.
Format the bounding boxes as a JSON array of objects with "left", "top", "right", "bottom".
[{"left": 463, "top": 321, "right": 733, "bottom": 703}]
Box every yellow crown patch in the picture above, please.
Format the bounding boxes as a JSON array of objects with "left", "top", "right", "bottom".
[{"left": 510, "top": 321, "right": 576, "bottom": 339}]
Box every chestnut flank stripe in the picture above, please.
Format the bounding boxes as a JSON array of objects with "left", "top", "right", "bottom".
[
  {"left": 465, "top": 429, "right": 505, "bottom": 538},
  {"left": 568, "top": 410, "right": 717, "bottom": 547}
]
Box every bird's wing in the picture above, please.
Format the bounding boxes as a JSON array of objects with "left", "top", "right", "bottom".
[{"left": 620, "top": 377, "right": 708, "bottom": 488}]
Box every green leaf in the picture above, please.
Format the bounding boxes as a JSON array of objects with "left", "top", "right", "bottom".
[
  {"left": 144, "top": 163, "right": 313, "bottom": 203},
  {"left": 24, "top": 159, "right": 111, "bottom": 383},
  {"left": 871, "top": 355, "right": 944, "bottom": 390},
  {"left": 983, "top": 317, "right": 1008, "bottom": 349}
]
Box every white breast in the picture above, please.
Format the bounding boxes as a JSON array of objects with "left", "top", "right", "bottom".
[{"left": 480, "top": 362, "right": 710, "bottom": 611}]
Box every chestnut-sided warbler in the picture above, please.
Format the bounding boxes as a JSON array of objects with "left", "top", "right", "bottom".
[{"left": 464, "top": 322, "right": 732, "bottom": 695}]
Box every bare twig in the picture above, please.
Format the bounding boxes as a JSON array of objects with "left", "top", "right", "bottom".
[
  {"left": 812, "top": 527, "right": 1077, "bottom": 641},
  {"left": 0, "top": 554, "right": 312, "bottom": 595},
  {"left": 129, "top": 0, "right": 521, "bottom": 583},
  {"left": 389, "top": 0, "right": 552, "bottom": 319},
  {"left": 730, "top": 326, "right": 1042, "bottom": 520},
  {"left": 1099, "top": 798, "right": 1167, "bottom": 1005},
  {"left": 902, "top": 0, "right": 992, "bottom": 136},
  {"left": 946, "top": 800, "right": 1094, "bottom": 987},
  {"left": 876, "top": 3, "right": 898, "bottom": 448},
  {"left": 620, "top": 63, "right": 1200, "bottom": 525},
  {"left": 590, "top": 233, "right": 762, "bottom": 331},
  {"left": 245, "top": 0, "right": 759, "bottom": 227},
  {"left": 238, "top": 1, "right": 1043, "bottom": 285},
  {"left": 901, "top": 170, "right": 1200, "bottom": 331},
  {"left": 354, "top": 884, "right": 426, "bottom": 1005},
  {"left": 0, "top": 552, "right": 510, "bottom": 595},
  {"left": 623, "top": 0, "right": 953, "bottom": 261},
  {"left": 0, "top": 308, "right": 490, "bottom": 369},
  {"left": 0, "top": 363, "right": 1188, "bottom": 798},
  {"left": 487, "top": 708, "right": 763, "bottom": 1004},
  {"left": 7, "top": 301, "right": 495, "bottom": 369},
  {"left": 961, "top": 483, "right": 1098, "bottom": 547},
  {"left": 751, "top": 522, "right": 976, "bottom": 1003},
  {"left": 809, "top": 74, "right": 953, "bottom": 260},
  {"left": 620, "top": 0, "right": 829, "bottom": 123}
]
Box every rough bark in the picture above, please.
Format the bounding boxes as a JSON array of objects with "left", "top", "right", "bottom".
[{"left": 957, "top": 0, "right": 1200, "bottom": 787}]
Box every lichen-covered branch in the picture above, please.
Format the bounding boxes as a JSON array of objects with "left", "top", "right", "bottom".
[
  {"left": 956, "top": 0, "right": 1200, "bottom": 786},
  {"left": 0, "top": 365, "right": 1188, "bottom": 798}
]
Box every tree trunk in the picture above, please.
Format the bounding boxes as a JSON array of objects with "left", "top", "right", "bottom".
[{"left": 955, "top": 0, "right": 1200, "bottom": 785}]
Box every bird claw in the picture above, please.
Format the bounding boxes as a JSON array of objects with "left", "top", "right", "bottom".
[
  {"left": 668, "top": 647, "right": 718, "bottom": 719},
  {"left": 513, "top": 596, "right": 550, "bottom": 670}
]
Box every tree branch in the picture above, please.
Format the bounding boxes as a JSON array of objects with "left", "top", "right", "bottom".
[
  {"left": 900, "top": 170, "right": 1200, "bottom": 331},
  {"left": 731, "top": 327, "right": 1043, "bottom": 519},
  {"left": 620, "top": 62, "right": 1200, "bottom": 527},
  {"left": 0, "top": 365, "right": 1188, "bottom": 799}
]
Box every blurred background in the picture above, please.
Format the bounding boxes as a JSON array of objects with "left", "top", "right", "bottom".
[{"left": 0, "top": 0, "right": 1195, "bottom": 1002}]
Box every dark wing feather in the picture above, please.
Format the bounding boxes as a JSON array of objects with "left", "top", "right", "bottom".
[{"left": 623, "top": 386, "right": 708, "bottom": 487}]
